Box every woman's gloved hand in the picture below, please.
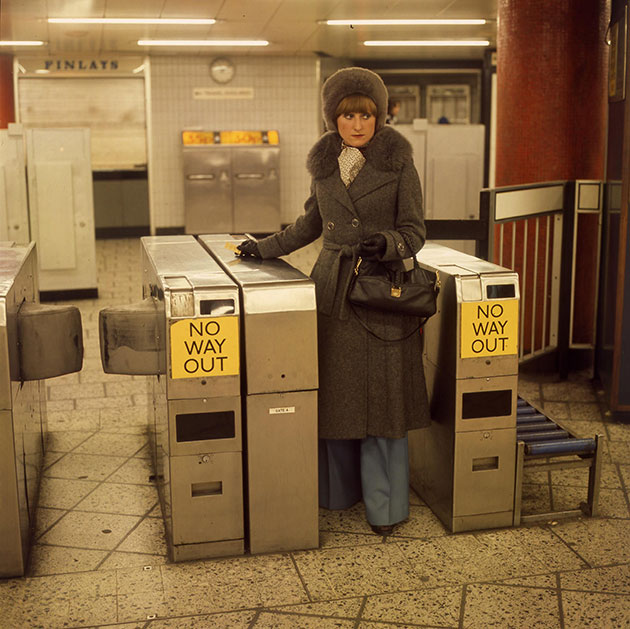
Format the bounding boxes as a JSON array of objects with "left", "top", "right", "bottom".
[
  {"left": 358, "top": 233, "right": 386, "bottom": 259},
  {"left": 236, "top": 239, "right": 261, "bottom": 258}
]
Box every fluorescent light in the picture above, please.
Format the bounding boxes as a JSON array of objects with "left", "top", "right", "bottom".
[
  {"left": 325, "top": 19, "right": 487, "bottom": 26},
  {"left": 0, "top": 40, "right": 45, "bottom": 46},
  {"left": 364, "top": 40, "right": 490, "bottom": 46},
  {"left": 138, "top": 39, "right": 268, "bottom": 46},
  {"left": 49, "top": 18, "right": 216, "bottom": 25}
]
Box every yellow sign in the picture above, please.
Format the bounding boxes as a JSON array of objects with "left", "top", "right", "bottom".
[
  {"left": 182, "top": 130, "right": 279, "bottom": 146},
  {"left": 460, "top": 300, "right": 518, "bottom": 358},
  {"left": 170, "top": 317, "right": 239, "bottom": 379}
]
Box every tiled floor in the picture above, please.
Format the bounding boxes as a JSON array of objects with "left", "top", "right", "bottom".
[{"left": 2, "top": 237, "right": 630, "bottom": 628}]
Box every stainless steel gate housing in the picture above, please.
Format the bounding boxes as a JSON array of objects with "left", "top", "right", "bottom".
[
  {"left": 409, "top": 243, "right": 520, "bottom": 532},
  {"left": 199, "top": 233, "right": 319, "bottom": 554}
]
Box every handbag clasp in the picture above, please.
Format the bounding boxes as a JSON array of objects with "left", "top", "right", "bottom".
[{"left": 391, "top": 285, "right": 402, "bottom": 298}]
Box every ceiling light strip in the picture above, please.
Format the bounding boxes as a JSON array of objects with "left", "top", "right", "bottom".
[
  {"left": 137, "top": 40, "right": 269, "bottom": 47},
  {"left": 0, "top": 40, "right": 45, "bottom": 46},
  {"left": 325, "top": 19, "right": 487, "bottom": 26},
  {"left": 49, "top": 18, "right": 216, "bottom": 25},
  {"left": 363, "top": 40, "right": 490, "bottom": 47}
]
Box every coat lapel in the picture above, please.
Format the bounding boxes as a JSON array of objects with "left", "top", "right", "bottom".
[
  {"left": 319, "top": 170, "right": 358, "bottom": 217},
  {"left": 348, "top": 161, "right": 397, "bottom": 203}
]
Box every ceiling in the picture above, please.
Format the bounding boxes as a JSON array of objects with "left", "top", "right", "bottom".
[{"left": 0, "top": 0, "right": 497, "bottom": 61}]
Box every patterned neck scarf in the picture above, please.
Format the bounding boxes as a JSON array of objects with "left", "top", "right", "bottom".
[{"left": 337, "top": 143, "right": 366, "bottom": 188}]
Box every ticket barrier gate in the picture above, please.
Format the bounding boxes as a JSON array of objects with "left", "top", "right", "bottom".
[
  {"left": 1, "top": 242, "right": 83, "bottom": 577},
  {"left": 99, "top": 235, "right": 318, "bottom": 560},
  {"left": 409, "top": 243, "right": 520, "bottom": 532},
  {"left": 100, "top": 236, "right": 244, "bottom": 561},
  {"left": 198, "top": 234, "right": 318, "bottom": 554}
]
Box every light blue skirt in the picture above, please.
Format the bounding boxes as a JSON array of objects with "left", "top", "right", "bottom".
[{"left": 318, "top": 436, "right": 409, "bottom": 526}]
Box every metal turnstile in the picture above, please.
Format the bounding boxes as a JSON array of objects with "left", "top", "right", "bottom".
[
  {"left": 0, "top": 242, "right": 83, "bottom": 577},
  {"left": 99, "top": 234, "right": 319, "bottom": 559},
  {"left": 182, "top": 130, "right": 281, "bottom": 235},
  {"left": 199, "top": 234, "right": 319, "bottom": 554},
  {"left": 409, "top": 243, "right": 520, "bottom": 532},
  {"left": 100, "top": 236, "right": 244, "bottom": 561}
]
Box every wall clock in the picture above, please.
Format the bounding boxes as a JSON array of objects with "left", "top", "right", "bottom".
[{"left": 210, "top": 58, "right": 235, "bottom": 84}]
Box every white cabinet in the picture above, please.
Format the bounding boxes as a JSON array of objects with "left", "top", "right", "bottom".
[
  {"left": 0, "top": 124, "right": 29, "bottom": 244},
  {"left": 25, "top": 128, "right": 97, "bottom": 295}
]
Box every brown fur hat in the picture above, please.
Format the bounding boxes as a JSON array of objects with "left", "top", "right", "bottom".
[{"left": 321, "top": 67, "right": 388, "bottom": 132}]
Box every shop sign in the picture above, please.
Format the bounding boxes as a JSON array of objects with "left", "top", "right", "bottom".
[{"left": 16, "top": 56, "right": 145, "bottom": 76}]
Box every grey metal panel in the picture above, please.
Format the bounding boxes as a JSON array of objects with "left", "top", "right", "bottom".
[
  {"left": 232, "top": 146, "right": 280, "bottom": 233},
  {"left": 183, "top": 147, "right": 232, "bottom": 234},
  {"left": 170, "top": 451, "right": 244, "bottom": 546},
  {"left": 198, "top": 234, "right": 318, "bottom": 394},
  {"left": 246, "top": 390, "right": 319, "bottom": 554},
  {"left": 410, "top": 243, "right": 520, "bottom": 533}
]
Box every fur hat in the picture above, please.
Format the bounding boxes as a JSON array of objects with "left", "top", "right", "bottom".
[{"left": 321, "top": 67, "right": 388, "bottom": 132}]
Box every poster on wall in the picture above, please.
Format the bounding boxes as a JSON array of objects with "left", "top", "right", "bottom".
[{"left": 608, "top": 7, "right": 627, "bottom": 102}]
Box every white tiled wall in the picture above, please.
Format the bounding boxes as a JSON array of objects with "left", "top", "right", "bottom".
[{"left": 147, "top": 55, "right": 321, "bottom": 230}]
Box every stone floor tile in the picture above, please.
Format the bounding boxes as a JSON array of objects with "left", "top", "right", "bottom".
[
  {"left": 75, "top": 481, "right": 158, "bottom": 515},
  {"left": 46, "top": 430, "right": 95, "bottom": 452},
  {"left": 408, "top": 487, "right": 425, "bottom": 506},
  {"left": 499, "top": 574, "right": 558, "bottom": 588},
  {"left": 38, "top": 510, "right": 141, "bottom": 550},
  {"left": 28, "top": 544, "right": 109, "bottom": 576},
  {"left": 38, "top": 476, "right": 99, "bottom": 509},
  {"left": 462, "top": 583, "right": 560, "bottom": 628},
  {"left": 254, "top": 612, "right": 355, "bottom": 627},
  {"left": 99, "top": 550, "right": 168, "bottom": 571},
  {"left": 293, "top": 544, "right": 428, "bottom": 600},
  {"left": 48, "top": 382, "right": 105, "bottom": 400},
  {"left": 606, "top": 440, "right": 630, "bottom": 465},
  {"left": 44, "top": 452, "right": 127, "bottom": 481},
  {"left": 540, "top": 401, "right": 570, "bottom": 420},
  {"left": 568, "top": 402, "right": 605, "bottom": 421},
  {"left": 319, "top": 531, "right": 383, "bottom": 549},
  {"left": 361, "top": 586, "right": 462, "bottom": 626},
  {"left": 74, "top": 431, "right": 148, "bottom": 457},
  {"left": 552, "top": 486, "right": 630, "bottom": 518},
  {"left": 105, "top": 380, "right": 151, "bottom": 397},
  {"left": 551, "top": 518, "right": 630, "bottom": 566},
  {"left": 269, "top": 598, "right": 363, "bottom": 619},
  {"left": 116, "top": 516, "right": 168, "bottom": 555},
  {"left": 148, "top": 611, "right": 256, "bottom": 628},
  {"left": 562, "top": 590, "right": 630, "bottom": 628},
  {"left": 318, "top": 503, "right": 373, "bottom": 534},
  {"left": 116, "top": 564, "right": 164, "bottom": 595},
  {"left": 75, "top": 395, "right": 134, "bottom": 409},
  {"left": 34, "top": 507, "right": 66, "bottom": 538},
  {"left": 107, "top": 456, "right": 155, "bottom": 485},
  {"left": 19, "top": 570, "right": 117, "bottom": 600},
  {"left": 605, "top": 423, "right": 630, "bottom": 441},
  {"left": 117, "top": 591, "right": 173, "bottom": 623},
  {"left": 522, "top": 480, "right": 553, "bottom": 514},
  {"left": 92, "top": 624, "right": 147, "bottom": 629},
  {"left": 560, "top": 563, "right": 630, "bottom": 593},
  {"left": 389, "top": 505, "right": 449, "bottom": 540},
  {"left": 542, "top": 381, "right": 597, "bottom": 402},
  {"left": 557, "top": 419, "right": 608, "bottom": 438},
  {"left": 46, "top": 408, "right": 100, "bottom": 432},
  {"left": 526, "top": 462, "right": 621, "bottom": 490}
]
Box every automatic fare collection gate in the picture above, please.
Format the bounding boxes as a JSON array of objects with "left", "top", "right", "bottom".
[
  {"left": 410, "top": 243, "right": 520, "bottom": 532},
  {"left": 100, "top": 235, "right": 318, "bottom": 561}
]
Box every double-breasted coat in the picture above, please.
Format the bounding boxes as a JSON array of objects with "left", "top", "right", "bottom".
[{"left": 257, "top": 124, "right": 431, "bottom": 439}]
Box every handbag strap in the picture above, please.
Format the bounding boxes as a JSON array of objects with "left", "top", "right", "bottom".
[{"left": 348, "top": 301, "right": 426, "bottom": 342}]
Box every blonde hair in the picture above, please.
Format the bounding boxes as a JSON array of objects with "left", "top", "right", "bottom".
[{"left": 335, "top": 93, "right": 377, "bottom": 118}]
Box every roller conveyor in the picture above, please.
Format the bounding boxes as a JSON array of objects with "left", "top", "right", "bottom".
[
  {"left": 516, "top": 397, "right": 596, "bottom": 456},
  {"left": 514, "top": 396, "right": 603, "bottom": 525}
]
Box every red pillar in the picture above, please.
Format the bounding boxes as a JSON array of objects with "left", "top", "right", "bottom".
[
  {"left": 496, "top": 0, "right": 609, "bottom": 185},
  {"left": 495, "top": 0, "right": 609, "bottom": 359},
  {"left": 0, "top": 54, "right": 15, "bottom": 128}
]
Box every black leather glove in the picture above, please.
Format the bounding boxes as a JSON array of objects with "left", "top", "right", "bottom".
[
  {"left": 236, "top": 239, "right": 261, "bottom": 258},
  {"left": 359, "top": 233, "right": 386, "bottom": 259}
]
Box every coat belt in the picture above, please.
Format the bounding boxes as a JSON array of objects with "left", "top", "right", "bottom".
[{"left": 320, "top": 240, "right": 359, "bottom": 319}]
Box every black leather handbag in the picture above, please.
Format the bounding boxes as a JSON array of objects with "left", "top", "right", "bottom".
[{"left": 348, "top": 256, "right": 440, "bottom": 320}]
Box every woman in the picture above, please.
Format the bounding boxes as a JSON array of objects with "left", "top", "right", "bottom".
[{"left": 237, "top": 67, "right": 430, "bottom": 536}]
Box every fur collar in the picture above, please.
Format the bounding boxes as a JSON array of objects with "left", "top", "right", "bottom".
[{"left": 306, "top": 125, "right": 413, "bottom": 180}]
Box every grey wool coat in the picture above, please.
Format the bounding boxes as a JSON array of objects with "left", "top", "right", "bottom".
[{"left": 257, "top": 124, "right": 431, "bottom": 439}]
